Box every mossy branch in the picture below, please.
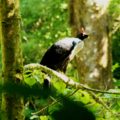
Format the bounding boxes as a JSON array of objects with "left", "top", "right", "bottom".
[{"left": 24, "top": 63, "right": 120, "bottom": 95}]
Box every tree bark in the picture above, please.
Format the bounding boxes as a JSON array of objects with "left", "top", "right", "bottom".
[
  {"left": 69, "top": 0, "right": 113, "bottom": 90},
  {"left": 1, "top": 0, "right": 24, "bottom": 119}
]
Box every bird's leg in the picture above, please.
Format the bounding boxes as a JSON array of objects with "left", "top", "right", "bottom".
[{"left": 43, "top": 74, "right": 51, "bottom": 88}]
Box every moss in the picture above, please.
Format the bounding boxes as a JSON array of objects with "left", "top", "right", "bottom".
[{"left": 1, "top": 0, "right": 24, "bottom": 119}]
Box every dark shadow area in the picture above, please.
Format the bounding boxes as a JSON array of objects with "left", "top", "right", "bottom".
[{"left": 51, "top": 97, "right": 96, "bottom": 120}]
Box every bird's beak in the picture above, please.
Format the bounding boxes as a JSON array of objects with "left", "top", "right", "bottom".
[{"left": 83, "top": 32, "right": 88, "bottom": 39}]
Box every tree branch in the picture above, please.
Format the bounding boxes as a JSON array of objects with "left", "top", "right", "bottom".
[{"left": 24, "top": 63, "right": 120, "bottom": 95}]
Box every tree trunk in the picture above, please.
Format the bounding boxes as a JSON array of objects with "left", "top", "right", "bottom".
[
  {"left": 69, "top": 0, "right": 113, "bottom": 90},
  {"left": 1, "top": 0, "right": 24, "bottom": 119}
]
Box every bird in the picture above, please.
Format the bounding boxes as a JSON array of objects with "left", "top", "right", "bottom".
[
  {"left": 40, "top": 28, "right": 88, "bottom": 87},
  {"left": 40, "top": 28, "right": 88, "bottom": 72}
]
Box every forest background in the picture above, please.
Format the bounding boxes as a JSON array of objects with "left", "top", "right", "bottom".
[{"left": 0, "top": 0, "right": 120, "bottom": 120}]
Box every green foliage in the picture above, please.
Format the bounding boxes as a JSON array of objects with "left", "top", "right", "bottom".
[
  {"left": 108, "top": 0, "right": 120, "bottom": 17},
  {"left": 112, "top": 34, "right": 120, "bottom": 81},
  {"left": 20, "top": 0, "right": 71, "bottom": 64},
  {"left": 24, "top": 70, "right": 44, "bottom": 86},
  {"left": 23, "top": 69, "right": 120, "bottom": 120},
  {"left": 108, "top": 0, "right": 120, "bottom": 81},
  {"left": 112, "top": 63, "right": 120, "bottom": 87},
  {"left": 0, "top": 0, "right": 120, "bottom": 119},
  {"left": 112, "top": 30, "right": 120, "bottom": 64},
  {"left": 19, "top": 0, "right": 120, "bottom": 119},
  {"left": 40, "top": 116, "right": 50, "bottom": 120}
]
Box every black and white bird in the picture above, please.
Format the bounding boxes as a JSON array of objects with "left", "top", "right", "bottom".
[
  {"left": 40, "top": 28, "right": 88, "bottom": 87},
  {"left": 40, "top": 28, "right": 88, "bottom": 73}
]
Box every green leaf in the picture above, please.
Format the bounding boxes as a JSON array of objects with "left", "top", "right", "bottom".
[
  {"left": 112, "top": 63, "right": 119, "bottom": 72},
  {"left": 40, "top": 115, "right": 50, "bottom": 120},
  {"left": 24, "top": 77, "right": 36, "bottom": 86},
  {"left": 52, "top": 78, "right": 66, "bottom": 93}
]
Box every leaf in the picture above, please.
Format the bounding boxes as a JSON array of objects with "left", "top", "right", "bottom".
[
  {"left": 40, "top": 115, "right": 50, "bottom": 120},
  {"left": 112, "top": 63, "right": 119, "bottom": 72},
  {"left": 24, "top": 77, "right": 36, "bottom": 86},
  {"left": 52, "top": 78, "right": 66, "bottom": 93}
]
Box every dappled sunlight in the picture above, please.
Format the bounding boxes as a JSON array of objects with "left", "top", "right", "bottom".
[
  {"left": 95, "top": 0, "right": 109, "bottom": 7},
  {"left": 99, "top": 36, "right": 108, "bottom": 68},
  {"left": 89, "top": 68, "right": 100, "bottom": 78},
  {"left": 0, "top": 0, "right": 119, "bottom": 120}
]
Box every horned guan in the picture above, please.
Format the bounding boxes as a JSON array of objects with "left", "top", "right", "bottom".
[
  {"left": 40, "top": 28, "right": 88, "bottom": 72},
  {"left": 40, "top": 28, "right": 88, "bottom": 87}
]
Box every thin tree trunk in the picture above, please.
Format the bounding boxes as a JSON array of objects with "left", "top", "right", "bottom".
[
  {"left": 1, "top": 0, "right": 24, "bottom": 119},
  {"left": 69, "top": 0, "right": 113, "bottom": 90}
]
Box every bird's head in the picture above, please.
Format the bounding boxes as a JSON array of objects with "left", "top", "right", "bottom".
[{"left": 76, "top": 27, "right": 88, "bottom": 40}]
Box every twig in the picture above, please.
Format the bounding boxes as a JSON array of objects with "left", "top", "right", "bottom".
[
  {"left": 32, "top": 88, "right": 80, "bottom": 115},
  {"left": 88, "top": 91, "right": 113, "bottom": 114}
]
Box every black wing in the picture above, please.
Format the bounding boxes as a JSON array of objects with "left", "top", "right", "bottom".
[{"left": 40, "top": 44, "right": 73, "bottom": 72}]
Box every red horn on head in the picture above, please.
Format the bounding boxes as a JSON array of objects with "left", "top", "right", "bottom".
[{"left": 76, "top": 27, "right": 88, "bottom": 40}]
